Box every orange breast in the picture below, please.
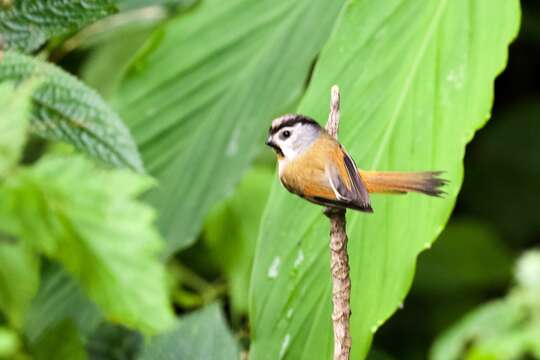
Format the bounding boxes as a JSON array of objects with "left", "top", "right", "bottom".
[{"left": 280, "top": 134, "right": 349, "bottom": 201}]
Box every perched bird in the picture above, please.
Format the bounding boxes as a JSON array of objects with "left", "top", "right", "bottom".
[{"left": 265, "top": 114, "right": 446, "bottom": 213}]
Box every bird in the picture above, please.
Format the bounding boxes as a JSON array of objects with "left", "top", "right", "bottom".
[{"left": 265, "top": 114, "right": 447, "bottom": 213}]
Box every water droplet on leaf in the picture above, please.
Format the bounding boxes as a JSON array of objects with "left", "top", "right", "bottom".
[{"left": 267, "top": 256, "right": 281, "bottom": 279}]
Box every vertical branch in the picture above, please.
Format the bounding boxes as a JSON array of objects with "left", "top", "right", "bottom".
[
  {"left": 326, "top": 86, "right": 341, "bottom": 137},
  {"left": 324, "top": 85, "right": 352, "bottom": 360}
]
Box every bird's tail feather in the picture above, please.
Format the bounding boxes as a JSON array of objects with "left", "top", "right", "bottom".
[{"left": 359, "top": 171, "right": 447, "bottom": 197}]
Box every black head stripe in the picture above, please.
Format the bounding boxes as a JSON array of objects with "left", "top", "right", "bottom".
[{"left": 269, "top": 114, "right": 321, "bottom": 135}]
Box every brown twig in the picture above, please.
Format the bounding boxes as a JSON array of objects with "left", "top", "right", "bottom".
[{"left": 324, "top": 85, "right": 352, "bottom": 360}]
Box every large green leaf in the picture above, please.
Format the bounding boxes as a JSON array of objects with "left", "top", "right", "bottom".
[
  {"left": 138, "top": 303, "right": 239, "bottom": 360},
  {"left": 0, "top": 51, "right": 143, "bottom": 171},
  {"left": 0, "top": 155, "right": 173, "bottom": 333},
  {"left": 113, "top": 0, "right": 346, "bottom": 255},
  {"left": 250, "top": 1, "right": 521, "bottom": 359},
  {"left": 0, "top": 0, "right": 116, "bottom": 53}
]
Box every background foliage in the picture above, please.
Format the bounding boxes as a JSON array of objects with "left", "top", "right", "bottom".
[{"left": 0, "top": 1, "right": 537, "bottom": 360}]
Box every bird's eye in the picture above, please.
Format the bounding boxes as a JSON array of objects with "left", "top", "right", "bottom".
[{"left": 282, "top": 130, "right": 291, "bottom": 139}]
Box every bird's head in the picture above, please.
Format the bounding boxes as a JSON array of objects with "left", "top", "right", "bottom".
[{"left": 266, "top": 114, "right": 322, "bottom": 160}]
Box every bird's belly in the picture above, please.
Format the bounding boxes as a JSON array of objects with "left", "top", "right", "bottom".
[
  {"left": 278, "top": 159, "right": 287, "bottom": 178},
  {"left": 278, "top": 159, "right": 334, "bottom": 200}
]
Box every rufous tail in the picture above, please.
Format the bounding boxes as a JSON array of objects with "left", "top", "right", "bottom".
[{"left": 359, "top": 171, "right": 447, "bottom": 197}]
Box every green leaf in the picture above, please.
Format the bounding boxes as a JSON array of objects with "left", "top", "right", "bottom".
[
  {"left": 138, "top": 303, "right": 239, "bottom": 360},
  {"left": 24, "top": 267, "right": 102, "bottom": 344},
  {"left": 0, "top": 155, "right": 174, "bottom": 333},
  {"left": 0, "top": 0, "right": 116, "bottom": 53},
  {"left": 113, "top": 0, "right": 347, "bottom": 255},
  {"left": 0, "top": 242, "right": 39, "bottom": 328},
  {"left": 250, "top": 1, "right": 521, "bottom": 359},
  {"left": 204, "top": 167, "right": 273, "bottom": 317},
  {"left": 32, "top": 320, "right": 87, "bottom": 360},
  {"left": 0, "top": 51, "right": 143, "bottom": 172},
  {"left": 0, "top": 326, "right": 20, "bottom": 359},
  {"left": 0, "top": 81, "right": 33, "bottom": 176}
]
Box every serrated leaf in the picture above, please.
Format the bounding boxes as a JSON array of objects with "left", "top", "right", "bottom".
[
  {"left": 113, "top": 0, "right": 347, "bottom": 255},
  {"left": 0, "top": 155, "right": 174, "bottom": 333},
  {"left": 250, "top": 1, "right": 521, "bottom": 359},
  {"left": 0, "top": 81, "right": 33, "bottom": 176},
  {"left": 0, "top": 242, "right": 39, "bottom": 328},
  {"left": 0, "top": 0, "right": 116, "bottom": 53},
  {"left": 138, "top": 304, "right": 239, "bottom": 360},
  {"left": 0, "top": 51, "right": 143, "bottom": 171}
]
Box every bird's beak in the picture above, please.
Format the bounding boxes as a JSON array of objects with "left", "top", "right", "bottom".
[{"left": 265, "top": 136, "right": 283, "bottom": 156}]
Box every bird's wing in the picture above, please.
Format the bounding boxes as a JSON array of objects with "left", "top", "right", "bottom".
[{"left": 325, "top": 149, "right": 372, "bottom": 212}]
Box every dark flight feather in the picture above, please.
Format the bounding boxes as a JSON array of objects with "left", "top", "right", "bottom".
[{"left": 326, "top": 159, "right": 373, "bottom": 213}]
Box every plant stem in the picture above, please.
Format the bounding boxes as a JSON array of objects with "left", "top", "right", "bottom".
[{"left": 324, "top": 85, "right": 352, "bottom": 360}]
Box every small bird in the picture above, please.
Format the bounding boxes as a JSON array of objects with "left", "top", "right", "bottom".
[{"left": 265, "top": 114, "right": 447, "bottom": 212}]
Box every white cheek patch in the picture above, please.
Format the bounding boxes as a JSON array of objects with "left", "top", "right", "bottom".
[
  {"left": 276, "top": 123, "right": 320, "bottom": 160},
  {"left": 281, "top": 143, "right": 301, "bottom": 160}
]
